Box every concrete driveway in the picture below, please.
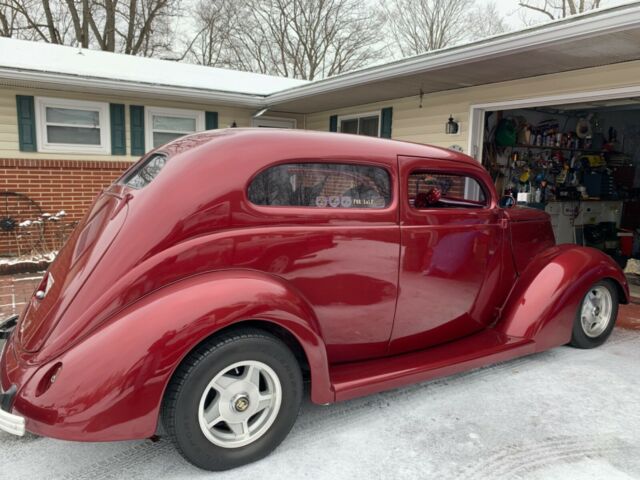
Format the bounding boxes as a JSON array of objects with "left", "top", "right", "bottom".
[{"left": 1, "top": 323, "right": 639, "bottom": 480}]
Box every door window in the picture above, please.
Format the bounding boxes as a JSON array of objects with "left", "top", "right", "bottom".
[{"left": 408, "top": 172, "right": 486, "bottom": 209}]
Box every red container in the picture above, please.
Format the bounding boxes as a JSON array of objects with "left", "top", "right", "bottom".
[{"left": 618, "top": 230, "right": 634, "bottom": 256}]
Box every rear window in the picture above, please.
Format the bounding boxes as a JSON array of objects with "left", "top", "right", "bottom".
[
  {"left": 248, "top": 163, "right": 391, "bottom": 209},
  {"left": 122, "top": 154, "right": 167, "bottom": 189}
]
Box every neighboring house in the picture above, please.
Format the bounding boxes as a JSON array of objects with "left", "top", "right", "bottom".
[{"left": 1, "top": 3, "right": 640, "bottom": 256}]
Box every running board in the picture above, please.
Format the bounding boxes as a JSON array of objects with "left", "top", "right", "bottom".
[{"left": 329, "top": 329, "right": 536, "bottom": 402}]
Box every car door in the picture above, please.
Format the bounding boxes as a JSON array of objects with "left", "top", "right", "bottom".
[
  {"left": 237, "top": 160, "right": 400, "bottom": 364},
  {"left": 389, "top": 155, "right": 506, "bottom": 355}
]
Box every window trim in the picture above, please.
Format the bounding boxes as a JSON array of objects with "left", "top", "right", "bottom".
[
  {"left": 337, "top": 110, "right": 381, "bottom": 137},
  {"left": 145, "top": 106, "right": 205, "bottom": 151},
  {"left": 34, "top": 97, "right": 111, "bottom": 154}
]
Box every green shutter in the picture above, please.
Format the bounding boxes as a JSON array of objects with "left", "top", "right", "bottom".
[
  {"left": 205, "top": 111, "right": 218, "bottom": 130},
  {"left": 16, "top": 95, "right": 36, "bottom": 152},
  {"left": 130, "top": 105, "right": 145, "bottom": 155},
  {"left": 329, "top": 115, "right": 338, "bottom": 132},
  {"left": 110, "top": 103, "right": 126, "bottom": 155},
  {"left": 380, "top": 107, "right": 393, "bottom": 139}
]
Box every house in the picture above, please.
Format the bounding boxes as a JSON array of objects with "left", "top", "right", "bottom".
[{"left": 1, "top": 3, "right": 640, "bottom": 257}]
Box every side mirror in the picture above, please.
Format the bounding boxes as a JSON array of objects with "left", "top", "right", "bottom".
[{"left": 499, "top": 195, "right": 515, "bottom": 209}]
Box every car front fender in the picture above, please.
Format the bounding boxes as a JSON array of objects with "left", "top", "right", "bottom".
[
  {"left": 497, "top": 245, "right": 629, "bottom": 351},
  {"left": 11, "top": 270, "right": 332, "bottom": 441}
]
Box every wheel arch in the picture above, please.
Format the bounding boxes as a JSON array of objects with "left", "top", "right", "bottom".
[
  {"left": 497, "top": 245, "right": 629, "bottom": 351},
  {"left": 15, "top": 270, "right": 334, "bottom": 442}
]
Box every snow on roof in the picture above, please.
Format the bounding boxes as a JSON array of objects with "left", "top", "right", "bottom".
[{"left": 0, "top": 37, "right": 308, "bottom": 96}]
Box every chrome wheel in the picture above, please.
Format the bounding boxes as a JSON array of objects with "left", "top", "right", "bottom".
[
  {"left": 580, "top": 285, "right": 613, "bottom": 338},
  {"left": 198, "top": 360, "right": 282, "bottom": 449}
]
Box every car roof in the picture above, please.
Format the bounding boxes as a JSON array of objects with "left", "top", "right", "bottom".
[{"left": 164, "top": 128, "right": 482, "bottom": 171}]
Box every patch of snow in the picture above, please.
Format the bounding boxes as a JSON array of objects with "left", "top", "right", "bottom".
[
  {"left": 0, "top": 38, "right": 308, "bottom": 96},
  {"left": 0, "top": 251, "right": 57, "bottom": 266}
]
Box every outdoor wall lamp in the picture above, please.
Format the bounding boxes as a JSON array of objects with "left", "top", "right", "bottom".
[{"left": 445, "top": 115, "right": 459, "bottom": 135}]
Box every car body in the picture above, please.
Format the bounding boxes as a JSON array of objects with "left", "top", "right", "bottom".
[{"left": 0, "top": 129, "right": 629, "bottom": 469}]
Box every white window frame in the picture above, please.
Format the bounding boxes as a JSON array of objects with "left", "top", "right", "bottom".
[
  {"left": 251, "top": 116, "right": 296, "bottom": 129},
  {"left": 145, "top": 106, "right": 205, "bottom": 151},
  {"left": 35, "top": 97, "right": 111, "bottom": 154},
  {"left": 337, "top": 110, "right": 381, "bottom": 137}
]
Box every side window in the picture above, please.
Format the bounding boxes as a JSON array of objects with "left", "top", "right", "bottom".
[
  {"left": 248, "top": 163, "right": 391, "bottom": 209},
  {"left": 408, "top": 171, "right": 486, "bottom": 209}
]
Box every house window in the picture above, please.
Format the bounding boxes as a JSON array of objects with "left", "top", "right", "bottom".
[
  {"left": 146, "top": 107, "right": 204, "bottom": 149},
  {"left": 35, "top": 97, "right": 110, "bottom": 154},
  {"left": 248, "top": 163, "right": 391, "bottom": 209},
  {"left": 251, "top": 116, "right": 296, "bottom": 129},
  {"left": 338, "top": 112, "right": 380, "bottom": 137}
]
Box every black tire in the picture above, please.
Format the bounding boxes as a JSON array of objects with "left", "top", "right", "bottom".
[
  {"left": 162, "top": 329, "right": 303, "bottom": 471},
  {"left": 570, "top": 280, "right": 618, "bottom": 349}
]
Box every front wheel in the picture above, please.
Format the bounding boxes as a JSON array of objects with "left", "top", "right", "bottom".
[
  {"left": 570, "top": 280, "right": 618, "bottom": 349},
  {"left": 162, "top": 329, "right": 303, "bottom": 471}
]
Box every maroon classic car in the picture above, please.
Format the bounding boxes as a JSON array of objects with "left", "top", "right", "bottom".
[{"left": 0, "top": 129, "right": 629, "bottom": 470}]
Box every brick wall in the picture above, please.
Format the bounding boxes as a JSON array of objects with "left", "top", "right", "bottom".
[{"left": 0, "top": 158, "right": 130, "bottom": 257}]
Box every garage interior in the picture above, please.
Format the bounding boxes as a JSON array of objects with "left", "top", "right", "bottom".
[{"left": 482, "top": 98, "right": 640, "bottom": 283}]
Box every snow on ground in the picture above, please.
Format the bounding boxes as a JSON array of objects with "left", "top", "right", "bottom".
[{"left": 1, "top": 328, "right": 639, "bottom": 480}]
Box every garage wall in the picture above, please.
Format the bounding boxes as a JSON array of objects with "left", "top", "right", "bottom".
[{"left": 305, "top": 60, "right": 640, "bottom": 154}]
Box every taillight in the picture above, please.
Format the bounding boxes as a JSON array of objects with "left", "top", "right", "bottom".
[{"left": 34, "top": 272, "right": 54, "bottom": 300}]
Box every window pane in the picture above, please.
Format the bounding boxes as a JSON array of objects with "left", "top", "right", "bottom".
[
  {"left": 359, "top": 116, "right": 379, "bottom": 137},
  {"left": 340, "top": 119, "right": 358, "bottom": 134},
  {"left": 248, "top": 163, "right": 391, "bottom": 209},
  {"left": 47, "top": 125, "right": 100, "bottom": 145},
  {"left": 152, "top": 115, "right": 196, "bottom": 132},
  {"left": 46, "top": 107, "right": 99, "bottom": 126},
  {"left": 123, "top": 154, "right": 167, "bottom": 189},
  {"left": 409, "top": 172, "right": 486, "bottom": 208},
  {"left": 153, "top": 131, "right": 186, "bottom": 148}
]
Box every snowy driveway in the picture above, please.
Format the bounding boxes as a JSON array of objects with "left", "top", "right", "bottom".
[{"left": 2, "top": 327, "right": 639, "bottom": 480}]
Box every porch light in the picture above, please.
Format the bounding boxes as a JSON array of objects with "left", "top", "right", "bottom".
[{"left": 446, "top": 116, "right": 459, "bottom": 135}]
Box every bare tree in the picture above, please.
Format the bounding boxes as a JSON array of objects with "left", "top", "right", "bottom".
[
  {"left": 382, "top": 0, "right": 473, "bottom": 57},
  {"left": 0, "top": 2, "right": 22, "bottom": 36},
  {"left": 382, "top": 0, "right": 509, "bottom": 57},
  {"left": 184, "top": 0, "right": 240, "bottom": 67},
  {"left": 186, "top": 0, "right": 384, "bottom": 80},
  {"left": 467, "top": 1, "right": 509, "bottom": 41},
  {"left": 518, "top": 0, "right": 603, "bottom": 20},
  {"left": 0, "top": 0, "right": 181, "bottom": 56}
]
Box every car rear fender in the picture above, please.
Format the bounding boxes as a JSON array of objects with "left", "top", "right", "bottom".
[
  {"left": 496, "top": 245, "right": 629, "bottom": 351},
  {"left": 12, "top": 270, "right": 332, "bottom": 441}
]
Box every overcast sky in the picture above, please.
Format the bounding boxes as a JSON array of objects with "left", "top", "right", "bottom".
[{"left": 490, "top": 0, "right": 634, "bottom": 28}]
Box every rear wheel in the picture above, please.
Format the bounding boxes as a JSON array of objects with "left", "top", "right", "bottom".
[
  {"left": 570, "top": 280, "right": 618, "bottom": 349},
  {"left": 162, "top": 329, "right": 303, "bottom": 471}
]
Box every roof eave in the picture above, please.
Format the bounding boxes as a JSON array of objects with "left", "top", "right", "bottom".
[
  {"left": 266, "top": 3, "right": 640, "bottom": 106},
  {"left": 0, "top": 67, "right": 267, "bottom": 108}
]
